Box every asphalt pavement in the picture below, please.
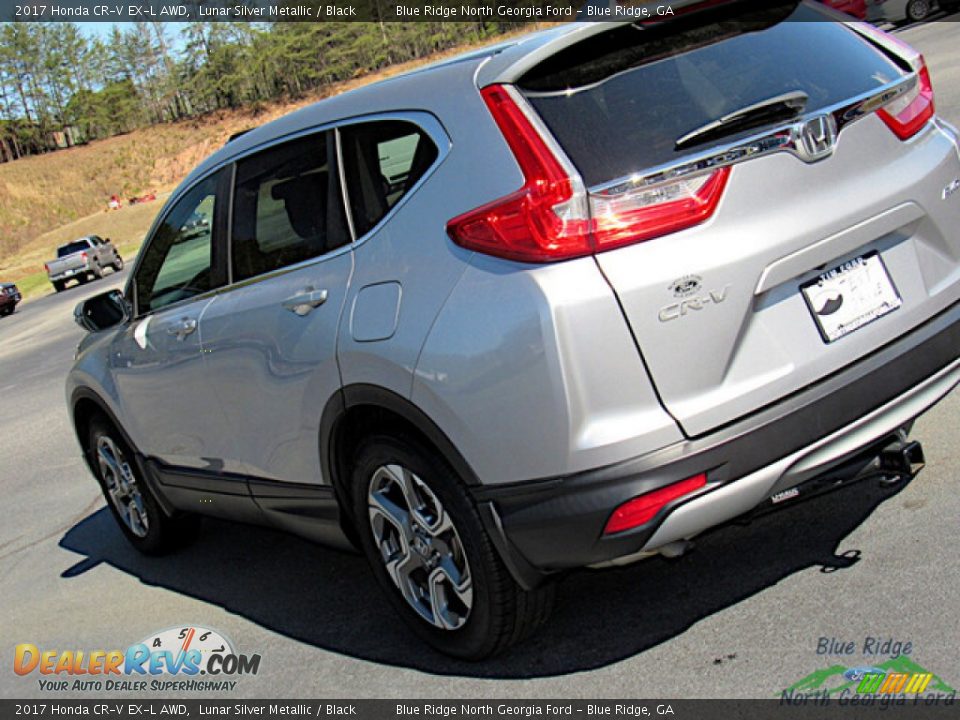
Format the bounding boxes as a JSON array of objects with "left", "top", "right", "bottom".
[{"left": 1, "top": 20, "right": 959, "bottom": 700}]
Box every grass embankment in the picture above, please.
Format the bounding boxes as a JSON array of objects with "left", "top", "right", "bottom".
[{"left": 0, "top": 27, "right": 545, "bottom": 303}]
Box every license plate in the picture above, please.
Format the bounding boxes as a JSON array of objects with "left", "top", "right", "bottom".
[{"left": 801, "top": 253, "right": 901, "bottom": 343}]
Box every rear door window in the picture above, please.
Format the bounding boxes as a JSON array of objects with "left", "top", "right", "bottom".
[
  {"left": 521, "top": 3, "right": 906, "bottom": 186},
  {"left": 339, "top": 120, "right": 439, "bottom": 237},
  {"left": 231, "top": 131, "right": 351, "bottom": 282}
]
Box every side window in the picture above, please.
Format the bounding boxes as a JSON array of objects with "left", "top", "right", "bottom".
[
  {"left": 89, "top": 236, "right": 102, "bottom": 246},
  {"left": 231, "top": 131, "right": 350, "bottom": 283},
  {"left": 134, "top": 170, "right": 224, "bottom": 315},
  {"left": 340, "top": 120, "right": 439, "bottom": 238}
]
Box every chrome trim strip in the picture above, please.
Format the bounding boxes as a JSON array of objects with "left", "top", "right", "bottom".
[
  {"left": 589, "top": 74, "right": 916, "bottom": 197},
  {"left": 335, "top": 126, "right": 357, "bottom": 243}
]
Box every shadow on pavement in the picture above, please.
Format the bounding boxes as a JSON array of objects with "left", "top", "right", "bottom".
[{"left": 59, "top": 475, "right": 910, "bottom": 678}]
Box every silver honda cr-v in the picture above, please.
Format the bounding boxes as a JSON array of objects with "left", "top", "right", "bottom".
[{"left": 68, "top": 3, "right": 960, "bottom": 659}]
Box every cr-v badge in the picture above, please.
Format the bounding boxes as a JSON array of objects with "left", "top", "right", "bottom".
[{"left": 659, "top": 283, "right": 731, "bottom": 322}]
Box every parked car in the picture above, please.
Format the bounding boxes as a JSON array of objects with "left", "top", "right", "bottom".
[
  {"left": 45, "top": 235, "right": 123, "bottom": 292},
  {"left": 67, "top": 2, "right": 960, "bottom": 659},
  {"left": 0, "top": 282, "right": 20, "bottom": 316},
  {"left": 819, "top": 0, "right": 867, "bottom": 19},
  {"left": 866, "top": 0, "right": 959, "bottom": 23}
]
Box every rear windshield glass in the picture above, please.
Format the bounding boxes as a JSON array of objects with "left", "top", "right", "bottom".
[
  {"left": 521, "top": 2, "right": 905, "bottom": 187},
  {"left": 58, "top": 240, "right": 90, "bottom": 257}
]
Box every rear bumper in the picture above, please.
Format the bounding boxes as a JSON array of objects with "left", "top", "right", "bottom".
[{"left": 476, "top": 300, "right": 960, "bottom": 585}]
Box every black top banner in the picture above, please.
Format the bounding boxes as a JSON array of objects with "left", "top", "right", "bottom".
[
  {"left": 6, "top": 0, "right": 588, "bottom": 22},
  {"left": 0, "top": 0, "right": 861, "bottom": 23}
]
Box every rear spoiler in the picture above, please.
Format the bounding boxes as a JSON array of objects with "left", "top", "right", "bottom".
[
  {"left": 475, "top": 0, "right": 797, "bottom": 87},
  {"left": 846, "top": 21, "right": 924, "bottom": 72}
]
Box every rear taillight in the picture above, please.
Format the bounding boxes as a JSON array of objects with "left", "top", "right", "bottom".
[
  {"left": 878, "top": 60, "right": 935, "bottom": 141},
  {"left": 447, "top": 85, "right": 727, "bottom": 263},
  {"left": 43, "top": 264, "right": 49, "bottom": 273},
  {"left": 80, "top": 252, "right": 88, "bottom": 262},
  {"left": 591, "top": 168, "right": 729, "bottom": 251},
  {"left": 446, "top": 85, "right": 592, "bottom": 263},
  {"left": 603, "top": 473, "right": 707, "bottom": 536}
]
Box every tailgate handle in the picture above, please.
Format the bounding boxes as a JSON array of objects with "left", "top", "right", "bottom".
[{"left": 282, "top": 288, "right": 328, "bottom": 316}]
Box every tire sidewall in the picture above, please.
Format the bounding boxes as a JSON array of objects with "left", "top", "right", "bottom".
[{"left": 349, "top": 434, "right": 501, "bottom": 659}]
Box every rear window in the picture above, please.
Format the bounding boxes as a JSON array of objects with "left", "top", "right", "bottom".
[
  {"left": 58, "top": 240, "right": 90, "bottom": 257},
  {"left": 521, "top": 2, "right": 905, "bottom": 187}
]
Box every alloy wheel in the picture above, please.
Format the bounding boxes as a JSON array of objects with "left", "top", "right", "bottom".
[
  {"left": 97, "top": 435, "right": 150, "bottom": 538},
  {"left": 367, "top": 464, "right": 473, "bottom": 630}
]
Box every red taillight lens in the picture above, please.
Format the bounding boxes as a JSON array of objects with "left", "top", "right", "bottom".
[
  {"left": 603, "top": 473, "right": 707, "bottom": 536},
  {"left": 80, "top": 251, "right": 88, "bottom": 262},
  {"left": 446, "top": 85, "right": 592, "bottom": 263},
  {"left": 878, "top": 62, "right": 935, "bottom": 141},
  {"left": 447, "top": 85, "right": 726, "bottom": 263},
  {"left": 591, "top": 168, "right": 730, "bottom": 251}
]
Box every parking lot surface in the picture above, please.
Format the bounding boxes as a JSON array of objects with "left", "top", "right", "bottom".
[{"left": 1, "top": 20, "right": 959, "bottom": 700}]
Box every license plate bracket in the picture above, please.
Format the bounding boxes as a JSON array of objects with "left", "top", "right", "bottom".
[{"left": 801, "top": 252, "right": 901, "bottom": 343}]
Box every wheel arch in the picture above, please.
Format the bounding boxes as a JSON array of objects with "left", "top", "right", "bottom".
[
  {"left": 321, "top": 383, "right": 548, "bottom": 590},
  {"left": 71, "top": 388, "right": 126, "bottom": 473},
  {"left": 321, "top": 384, "right": 482, "bottom": 543},
  {"left": 70, "top": 387, "right": 176, "bottom": 517}
]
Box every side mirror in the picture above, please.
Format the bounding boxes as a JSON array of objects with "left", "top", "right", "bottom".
[{"left": 74, "top": 289, "right": 131, "bottom": 333}]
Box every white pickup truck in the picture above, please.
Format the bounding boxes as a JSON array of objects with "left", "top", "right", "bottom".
[{"left": 45, "top": 236, "right": 124, "bottom": 293}]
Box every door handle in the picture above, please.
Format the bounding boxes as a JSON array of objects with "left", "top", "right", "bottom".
[
  {"left": 282, "top": 288, "right": 328, "bottom": 316},
  {"left": 167, "top": 317, "right": 198, "bottom": 340}
]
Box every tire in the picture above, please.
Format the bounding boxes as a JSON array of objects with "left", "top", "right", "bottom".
[
  {"left": 940, "top": 0, "right": 959, "bottom": 13},
  {"left": 88, "top": 416, "right": 200, "bottom": 555},
  {"left": 906, "top": 0, "right": 930, "bottom": 21},
  {"left": 92, "top": 264, "right": 104, "bottom": 280},
  {"left": 53, "top": 280, "right": 64, "bottom": 293},
  {"left": 350, "top": 434, "right": 554, "bottom": 659},
  {"left": 0, "top": 306, "right": 11, "bottom": 316},
  {"left": 113, "top": 256, "right": 124, "bottom": 272}
]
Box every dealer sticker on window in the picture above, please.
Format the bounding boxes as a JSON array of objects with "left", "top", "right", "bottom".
[{"left": 801, "top": 253, "right": 901, "bottom": 343}]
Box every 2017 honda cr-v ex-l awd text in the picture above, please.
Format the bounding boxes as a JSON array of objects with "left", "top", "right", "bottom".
[{"left": 67, "top": 2, "right": 960, "bottom": 658}]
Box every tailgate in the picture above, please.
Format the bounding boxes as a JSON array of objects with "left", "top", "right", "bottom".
[
  {"left": 49, "top": 254, "right": 86, "bottom": 275},
  {"left": 518, "top": 5, "right": 960, "bottom": 437},
  {"left": 594, "top": 123, "right": 960, "bottom": 436}
]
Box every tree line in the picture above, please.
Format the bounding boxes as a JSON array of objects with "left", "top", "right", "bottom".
[{"left": 0, "top": 19, "right": 525, "bottom": 163}]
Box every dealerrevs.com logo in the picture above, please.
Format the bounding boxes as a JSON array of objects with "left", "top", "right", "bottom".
[{"left": 14, "top": 626, "right": 261, "bottom": 692}]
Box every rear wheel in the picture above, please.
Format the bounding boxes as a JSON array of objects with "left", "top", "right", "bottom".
[
  {"left": 350, "top": 434, "right": 554, "bottom": 659},
  {"left": 88, "top": 417, "right": 199, "bottom": 554},
  {"left": 92, "top": 264, "right": 104, "bottom": 280},
  {"left": 906, "top": 0, "right": 930, "bottom": 21},
  {"left": 112, "top": 256, "right": 124, "bottom": 272},
  {"left": 940, "top": 0, "right": 959, "bottom": 13},
  {"left": 52, "top": 280, "right": 65, "bottom": 293}
]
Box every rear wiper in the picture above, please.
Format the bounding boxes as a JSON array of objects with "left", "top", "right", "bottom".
[{"left": 675, "top": 91, "right": 809, "bottom": 150}]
